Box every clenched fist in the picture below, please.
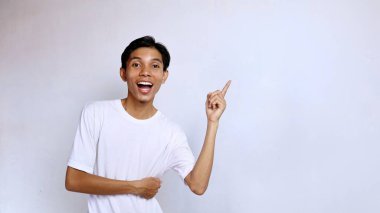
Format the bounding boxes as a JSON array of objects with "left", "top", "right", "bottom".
[{"left": 134, "top": 177, "right": 161, "bottom": 199}]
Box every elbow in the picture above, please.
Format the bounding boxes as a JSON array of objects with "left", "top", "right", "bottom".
[
  {"left": 65, "top": 167, "right": 78, "bottom": 192},
  {"left": 186, "top": 172, "right": 208, "bottom": 196},
  {"left": 189, "top": 183, "right": 207, "bottom": 196},
  {"left": 65, "top": 176, "right": 75, "bottom": 191},
  {"left": 192, "top": 187, "right": 206, "bottom": 196}
]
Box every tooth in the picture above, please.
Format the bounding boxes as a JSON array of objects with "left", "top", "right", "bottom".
[{"left": 138, "top": 81, "right": 152, "bottom": 86}]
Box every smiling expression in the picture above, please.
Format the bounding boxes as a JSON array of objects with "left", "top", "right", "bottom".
[{"left": 120, "top": 47, "right": 168, "bottom": 104}]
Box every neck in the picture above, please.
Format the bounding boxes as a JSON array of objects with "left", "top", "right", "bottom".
[{"left": 121, "top": 96, "right": 157, "bottom": 120}]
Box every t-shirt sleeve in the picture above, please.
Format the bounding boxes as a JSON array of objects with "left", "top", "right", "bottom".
[
  {"left": 167, "top": 129, "right": 195, "bottom": 181},
  {"left": 67, "top": 104, "right": 99, "bottom": 174}
]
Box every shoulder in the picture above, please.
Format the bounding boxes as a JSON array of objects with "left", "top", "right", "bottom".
[
  {"left": 157, "top": 112, "right": 183, "bottom": 131},
  {"left": 82, "top": 99, "right": 116, "bottom": 112},
  {"left": 157, "top": 112, "right": 187, "bottom": 138},
  {"left": 80, "top": 99, "right": 117, "bottom": 119},
  {"left": 84, "top": 99, "right": 114, "bottom": 109}
]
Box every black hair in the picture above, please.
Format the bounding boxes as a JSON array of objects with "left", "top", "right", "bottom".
[{"left": 121, "top": 36, "right": 170, "bottom": 71}]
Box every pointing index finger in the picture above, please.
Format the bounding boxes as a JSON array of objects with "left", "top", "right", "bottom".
[{"left": 221, "top": 80, "right": 231, "bottom": 96}]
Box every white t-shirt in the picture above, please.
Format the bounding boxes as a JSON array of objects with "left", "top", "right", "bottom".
[{"left": 67, "top": 99, "right": 195, "bottom": 213}]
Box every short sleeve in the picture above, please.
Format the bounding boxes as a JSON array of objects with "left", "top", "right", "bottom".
[
  {"left": 67, "top": 104, "right": 99, "bottom": 174},
  {"left": 167, "top": 129, "right": 195, "bottom": 181}
]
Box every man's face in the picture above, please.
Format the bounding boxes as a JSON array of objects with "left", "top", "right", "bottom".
[{"left": 120, "top": 47, "right": 168, "bottom": 104}]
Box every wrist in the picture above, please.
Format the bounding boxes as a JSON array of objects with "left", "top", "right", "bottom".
[
  {"left": 207, "top": 120, "right": 219, "bottom": 129},
  {"left": 207, "top": 119, "right": 219, "bottom": 125},
  {"left": 126, "top": 180, "right": 140, "bottom": 195}
]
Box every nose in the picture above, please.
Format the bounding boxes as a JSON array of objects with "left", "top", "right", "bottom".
[{"left": 139, "top": 66, "right": 151, "bottom": 77}]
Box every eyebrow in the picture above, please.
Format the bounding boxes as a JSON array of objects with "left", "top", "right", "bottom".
[{"left": 129, "top": 57, "right": 163, "bottom": 63}]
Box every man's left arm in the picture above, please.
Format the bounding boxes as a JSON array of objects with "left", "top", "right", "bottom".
[{"left": 185, "top": 80, "right": 231, "bottom": 195}]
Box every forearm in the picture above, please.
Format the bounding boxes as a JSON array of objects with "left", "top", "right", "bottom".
[
  {"left": 187, "top": 121, "right": 218, "bottom": 194},
  {"left": 65, "top": 166, "right": 137, "bottom": 195}
]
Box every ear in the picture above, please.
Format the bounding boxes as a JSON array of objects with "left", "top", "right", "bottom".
[
  {"left": 120, "top": 67, "right": 127, "bottom": 82},
  {"left": 162, "top": 70, "right": 169, "bottom": 84}
]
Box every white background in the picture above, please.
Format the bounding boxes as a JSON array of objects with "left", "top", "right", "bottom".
[{"left": 1, "top": 0, "right": 379, "bottom": 212}]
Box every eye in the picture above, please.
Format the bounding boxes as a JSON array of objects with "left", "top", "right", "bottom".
[
  {"left": 131, "top": 62, "right": 140, "bottom": 68},
  {"left": 152, "top": 64, "right": 160, "bottom": 69}
]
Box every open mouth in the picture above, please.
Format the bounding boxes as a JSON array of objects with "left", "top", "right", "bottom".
[
  {"left": 136, "top": 81, "right": 153, "bottom": 94},
  {"left": 137, "top": 81, "right": 153, "bottom": 89}
]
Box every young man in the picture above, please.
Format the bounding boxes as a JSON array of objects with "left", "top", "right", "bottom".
[{"left": 65, "top": 36, "right": 231, "bottom": 212}]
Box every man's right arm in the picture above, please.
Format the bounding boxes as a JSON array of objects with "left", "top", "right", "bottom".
[{"left": 65, "top": 166, "right": 161, "bottom": 199}]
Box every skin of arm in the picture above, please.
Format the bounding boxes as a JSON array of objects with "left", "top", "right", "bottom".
[
  {"left": 65, "top": 166, "right": 161, "bottom": 199},
  {"left": 185, "top": 80, "right": 231, "bottom": 195}
]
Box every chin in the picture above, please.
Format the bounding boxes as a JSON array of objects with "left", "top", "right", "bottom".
[
  {"left": 136, "top": 95, "right": 154, "bottom": 103},
  {"left": 128, "top": 89, "right": 155, "bottom": 103}
]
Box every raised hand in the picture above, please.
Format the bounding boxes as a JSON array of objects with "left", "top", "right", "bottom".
[
  {"left": 206, "top": 80, "right": 231, "bottom": 123},
  {"left": 134, "top": 177, "right": 161, "bottom": 199}
]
